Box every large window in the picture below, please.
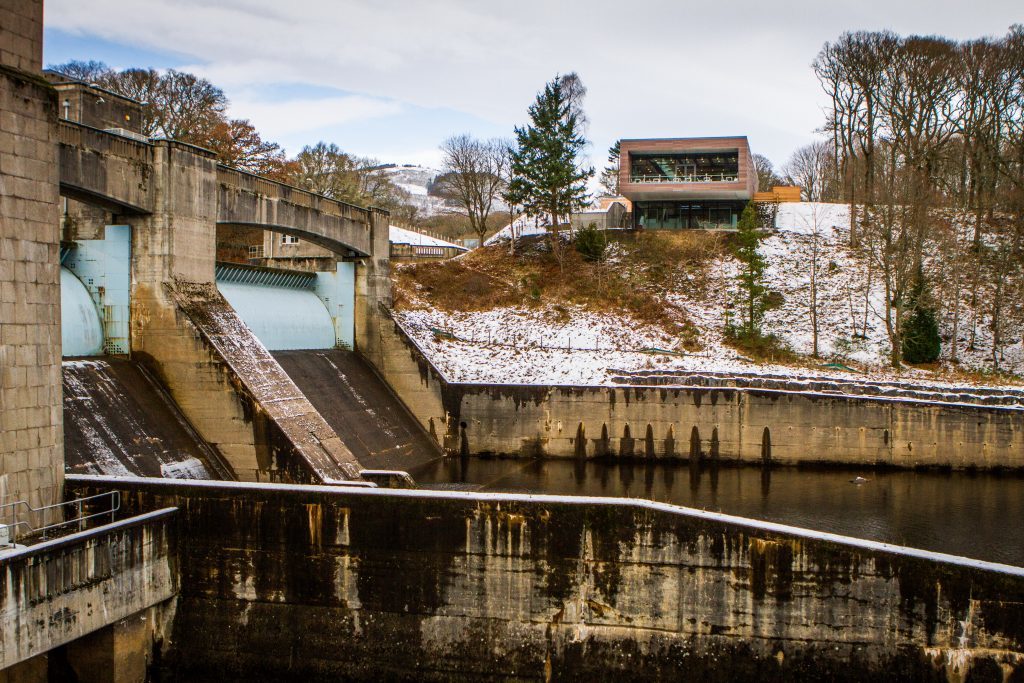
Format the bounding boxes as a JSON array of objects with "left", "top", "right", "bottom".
[
  {"left": 630, "top": 151, "right": 739, "bottom": 184},
  {"left": 635, "top": 201, "right": 743, "bottom": 230}
]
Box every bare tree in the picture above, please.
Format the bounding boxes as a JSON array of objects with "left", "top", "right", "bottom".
[
  {"left": 558, "top": 72, "right": 589, "bottom": 135},
  {"left": 437, "top": 135, "right": 509, "bottom": 247},
  {"left": 783, "top": 140, "right": 834, "bottom": 202},
  {"left": 797, "top": 204, "right": 830, "bottom": 357},
  {"left": 752, "top": 154, "right": 782, "bottom": 192}
]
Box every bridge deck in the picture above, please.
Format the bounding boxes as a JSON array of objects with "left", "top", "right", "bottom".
[{"left": 273, "top": 349, "right": 442, "bottom": 472}]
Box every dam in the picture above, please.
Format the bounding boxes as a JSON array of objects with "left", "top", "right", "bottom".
[{"left": 2, "top": 4, "right": 1023, "bottom": 679}]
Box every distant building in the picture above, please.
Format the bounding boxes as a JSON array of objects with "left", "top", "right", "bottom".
[
  {"left": 43, "top": 71, "right": 145, "bottom": 138},
  {"left": 389, "top": 226, "right": 468, "bottom": 262},
  {"left": 618, "top": 137, "right": 756, "bottom": 230},
  {"left": 571, "top": 199, "right": 630, "bottom": 231},
  {"left": 753, "top": 185, "right": 803, "bottom": 203}
]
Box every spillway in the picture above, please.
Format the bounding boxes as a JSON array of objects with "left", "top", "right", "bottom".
[
  {"left": 63, "top": 358, "right": 227, "bottom": 479},
  {"left": 273, "top": 349, "right": 442, "bottom": 471}
]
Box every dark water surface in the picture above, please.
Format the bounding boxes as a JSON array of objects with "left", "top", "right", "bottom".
[{"left": 413, "top": 457, "right": 1024, "bottom": 567}]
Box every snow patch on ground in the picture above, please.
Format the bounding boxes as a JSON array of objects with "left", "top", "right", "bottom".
[{"left": 396, "top": 202, "right": 1023, "bottom": 389}]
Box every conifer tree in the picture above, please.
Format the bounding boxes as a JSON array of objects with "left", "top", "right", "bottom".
[
  {"left": 732, "top": 203, "right": 767, "bottom": 337},
  {"left": 506, "top": 76, "right": 593, "bottom": 266},
  {"left": 598, "top": 140, "right": 621, "bottom": 196},
  {"left": 901, "top": 272, "right": 941, "bottom": 363}
]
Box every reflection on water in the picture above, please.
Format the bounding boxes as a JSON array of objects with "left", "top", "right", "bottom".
[{"left": 413, "top": 457, "right": 1024, "bottom": 567}]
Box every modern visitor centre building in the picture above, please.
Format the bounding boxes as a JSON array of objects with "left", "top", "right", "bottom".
[{"left": 618, "top": 136, "right": 757, "bottom": 230}]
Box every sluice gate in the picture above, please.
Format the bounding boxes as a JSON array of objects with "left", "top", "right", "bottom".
[{"left": 214, "top": 261, "right": 354, "bottom": 351}]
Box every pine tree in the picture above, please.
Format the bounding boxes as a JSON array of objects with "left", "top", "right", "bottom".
[
  {"left": 901, "top": 272, "right": 941, "bottom": 363},
  {"left": 506, "top": 76, "right": 593, "bottom": 266},
  {"left": 732, "top": 203, "right": 767, "bottom": 337}
]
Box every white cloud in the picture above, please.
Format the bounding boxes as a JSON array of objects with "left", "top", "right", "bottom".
[
  {"left": 227, "top": 94, "right": 402, "bottom": 138},
  {"left": 46, "top": 0, "right": 1024, "bottom": 166}
]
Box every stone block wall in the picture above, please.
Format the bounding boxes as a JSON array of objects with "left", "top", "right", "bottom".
[
  {"left": 67, "top": 476, "right": 1024, "bottom": 681},
  {"left": 0, "top": 1, "right": 44, "bottom": 73},
  {"left": 0, "top": 65, "right": 63, "bottom": 523}
]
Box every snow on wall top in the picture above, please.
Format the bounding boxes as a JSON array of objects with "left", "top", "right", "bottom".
[{"left": 389, "top": 225, "right": 467, "bottom": 250}]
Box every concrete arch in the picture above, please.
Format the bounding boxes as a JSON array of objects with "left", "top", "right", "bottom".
[
  {"left": 216, "top": 166, "right": 376, "bottom": 257},
  {"left": 216, "top": 221, "right": 368, "bottom": 257}
]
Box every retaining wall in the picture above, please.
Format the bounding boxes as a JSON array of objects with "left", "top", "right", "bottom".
[
  {"left": 376, "top": 316, "right": 1024, "bottom": 469},
  {"left": 67, "top": 475, "right": 1024, "bottom": 681},
  {"left": 0, "top": 508, "right": 178, "bottom": 671}
]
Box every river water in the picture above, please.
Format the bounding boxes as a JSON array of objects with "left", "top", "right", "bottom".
[{"left": 414, "top": 457, "right": 1024, "bottom": 567}]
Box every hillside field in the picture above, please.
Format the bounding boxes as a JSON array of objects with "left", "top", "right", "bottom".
[{"left": 391, "top": 203, "right": 1023, "bottom": 388}]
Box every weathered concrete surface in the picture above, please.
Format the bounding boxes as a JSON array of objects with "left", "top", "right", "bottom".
[
  {"left": 0, "top": 61, "right": 63, "bottom": 524},
  {"left": 376, "top": 317, "right": 1024, "bottom": 469},
  {"left": 170, "top": 282, "right": 363, "bottom": 483},
  {"left": 353, "top": 209, "right": 392, "bottom": 362},
  {"left": 217, "top": 166, "right": 373, "bottom": 256},
  {"left": 62, "top": 358, "right": 230, "bottom": 480},
  {"left": 0, "top": 508, "right": 178, "bottom": 671},
  {"left": 57, "top": 121, "right": 153, "bottom": 213},
  {"left": 68, "top": 475, "right": 1024, "bottom": 682},
  {"left": 273, "top": 349, "right": 441, "bottom": 471},
  {"left": 63, "top": 605, "right": 168, "bottom": 683}
]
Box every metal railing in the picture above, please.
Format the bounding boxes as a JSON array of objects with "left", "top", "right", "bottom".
[
  {"left": 0, "top": 491, "right": 120, "bottom": 545},
  {"left": 629, "top": 172, "right": 738, "bottom": 184}
]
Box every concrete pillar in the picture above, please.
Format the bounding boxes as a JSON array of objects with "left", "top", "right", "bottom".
[
  {"left": 128, "top": 141, "right": 266, "bottom": 479},
  {"left": 64, "top": 607, "right": 162, "bottom": 683},
  {"left": 0, "top": 0, "right": 64, "bottom": 527},
  {"left": 354, "top": 207, "right": 392, "bottom": 366}
]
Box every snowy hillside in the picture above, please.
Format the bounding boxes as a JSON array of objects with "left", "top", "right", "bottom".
[
  {"left": 392, "top": 203, "right": 1023, "bottom": 388},
  {"left": 382, "top": 164, "right": 511, "bottom": 218},
  {"left": 380, "top": 165, "right": 455, "bottom": 216}
]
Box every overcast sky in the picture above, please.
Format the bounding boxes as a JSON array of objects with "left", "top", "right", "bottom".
[{"left": 43, "top": 0, "right": 1022, "bottom": 173}]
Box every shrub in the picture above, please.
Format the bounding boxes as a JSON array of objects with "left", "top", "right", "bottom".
[
  {"left": 575, "top": 222, "right": 607, "bottom": 262},
  {"left": 900, "top": 273, "right": 941, "bottom": 364},
  {"left": 901, "top": 305, "right": 941, "bottom": 363}
]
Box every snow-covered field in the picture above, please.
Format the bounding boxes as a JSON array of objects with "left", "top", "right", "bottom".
[{"left": 394, "top": 203, "right": 1023, "bottom": 389}]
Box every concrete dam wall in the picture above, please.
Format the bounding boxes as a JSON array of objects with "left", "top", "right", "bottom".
[
  {"left": 374, "top": 317, "right": 1024, "bottom": 469},
  {"left": 62, "top": 358, "right": 231, "bottom": 479},
  {"left": 274, "top": 349, "right": 441, "bottom": 472},
  {"left": 67, "top": 475, "right": 1024, "bottom": 681}
]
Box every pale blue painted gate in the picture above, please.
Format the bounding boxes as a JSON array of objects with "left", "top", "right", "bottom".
[{"left": 215, "top": 262, "right": 355, "bottom": 351}]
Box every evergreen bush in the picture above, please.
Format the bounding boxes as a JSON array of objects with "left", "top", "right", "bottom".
[
  {"left": 900, "top": 272, "right": 941, "bottom": 364},
  {"left": 901, "top": 304, "right": 941, "bottom": 363},
  {"left": 575, "top": 222, "right": 607, "bottom": 261}
]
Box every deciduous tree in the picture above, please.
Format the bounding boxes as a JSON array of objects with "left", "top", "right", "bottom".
[{"left": 437, "top": 135, "right": 509, "bottom": 247}]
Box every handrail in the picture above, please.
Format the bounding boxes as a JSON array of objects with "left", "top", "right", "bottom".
[
  {"left": 629, "top": 172, "right": 739, "bottom": 184},
  {"left": 0, "top": 491, "right": 120, "bottom": 544}
]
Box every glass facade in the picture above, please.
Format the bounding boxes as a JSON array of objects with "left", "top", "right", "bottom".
[
  {"left": 634, "top": 201, "right": 744, "bottom": 230},
  {"left": 630, "top": 151, "right": 739, "bottom": 184}
]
